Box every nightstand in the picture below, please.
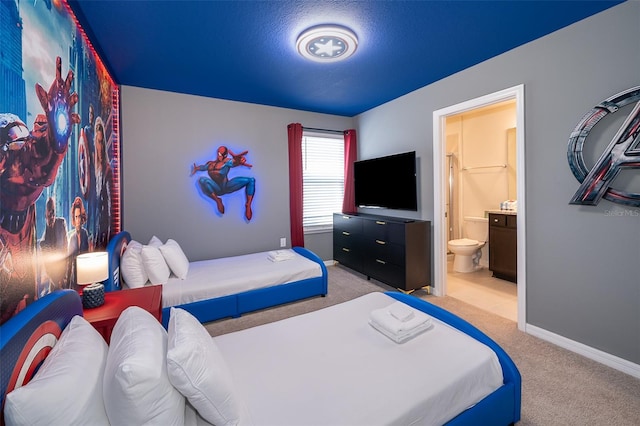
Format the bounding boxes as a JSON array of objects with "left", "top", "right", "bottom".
[{"left": 83, "top": 285, "right": 162, "bottom": 343}]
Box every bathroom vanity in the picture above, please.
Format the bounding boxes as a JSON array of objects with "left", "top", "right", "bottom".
[{"left": 488, "top": 211, "right": 517, "bottom": 283}]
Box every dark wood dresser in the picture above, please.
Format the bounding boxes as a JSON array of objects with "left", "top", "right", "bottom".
[{"left": 333, "top": 213, "right": 431, "bottom": 292}]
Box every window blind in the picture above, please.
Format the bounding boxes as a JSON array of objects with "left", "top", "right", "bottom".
[{"left": 301, "top": 134, "right": 344, "bottom": 232}]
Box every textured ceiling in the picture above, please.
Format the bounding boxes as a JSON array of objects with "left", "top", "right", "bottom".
[{"left": 68, "top": 0, "right": 623, "bottom": 117}]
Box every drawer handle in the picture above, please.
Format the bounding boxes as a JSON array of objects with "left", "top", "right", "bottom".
[
  {"left": 376, "top": 259, "right": 386, "bottom": 265},
  {"left": 342, "top": 248, "right": 350, "bottom": 252},
  {"left": 494, "top": 218, "right": 499, "bottom": 222},
  {"left": 342, "top": 231, "right": 350, "bottom": 236},
  {"left": 375, "top": 239, "right": 386, "bottom": 245},
  {"left": 375, "top": 221, "right": 386, "bottom": 225},
  {"left": 342, "top": 216, "right": 350, "bottom": 219}
]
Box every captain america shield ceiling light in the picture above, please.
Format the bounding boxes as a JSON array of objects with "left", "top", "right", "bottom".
[{"left": 296, "top": 25, "right": 358, "bottom": 63}]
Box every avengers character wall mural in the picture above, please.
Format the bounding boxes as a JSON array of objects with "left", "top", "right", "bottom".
[
  {"left": 191, "top": 146, "right": 256, "bottom": 221},
  {"left": 0, "top": 0, "right": 121, "bottom": 324}
]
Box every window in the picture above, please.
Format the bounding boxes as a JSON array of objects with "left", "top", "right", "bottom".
[{"left": 301, "top": 133, "right": 344, "bottom": 233}]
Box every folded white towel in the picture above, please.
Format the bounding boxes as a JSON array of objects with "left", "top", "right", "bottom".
[
  {"left": 369, "top": 302, "right": 433, "bottom": 343},
  {"left": 369, "top": 318, "right": 432, "bottom": 344},
  {"left": 370, "top": 303, "right": 432, "bottom": 334},
  {"left": 267, "top": 250, "right": 295, "bottom": 262},
  {"left": 388, "top": 301, "right": 415, "bottom": 322}
]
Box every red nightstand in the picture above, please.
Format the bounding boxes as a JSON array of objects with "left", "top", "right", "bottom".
[{"left": 83, "top": 285, "right": 162, "bottom": 343}]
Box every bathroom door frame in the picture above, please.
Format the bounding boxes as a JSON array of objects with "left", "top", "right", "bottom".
[{"left": 432, "top": 84, "right": 526, "bottom": 331}]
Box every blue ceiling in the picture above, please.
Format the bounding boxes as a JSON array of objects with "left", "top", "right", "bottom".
[{"left": 67, "top": 0, "right": 623, "bottom": 117}]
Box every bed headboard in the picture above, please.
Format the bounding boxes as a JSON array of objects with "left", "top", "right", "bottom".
[
  {"left": 104, "top": 231, "right": 131, "bottom": 292},
  {"left": 0, "top": 290, "right": 82, "bottom": 419}
]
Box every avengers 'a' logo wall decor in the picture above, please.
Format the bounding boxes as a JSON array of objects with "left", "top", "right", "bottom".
[{"left": 567, "top": 86, "right": 640, "bottom": 206}]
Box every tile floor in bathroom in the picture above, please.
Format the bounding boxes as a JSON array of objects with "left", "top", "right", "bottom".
[{"left": 446, "top": 259, "right": 517, "bottom": 322}]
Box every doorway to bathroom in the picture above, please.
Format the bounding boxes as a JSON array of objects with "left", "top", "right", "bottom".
[{"left": 433, "top": 85, "right": 526, "bottom": 331}]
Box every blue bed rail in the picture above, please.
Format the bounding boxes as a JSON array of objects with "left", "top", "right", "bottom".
[{"left": 387, "top": 292, "right": 521, "bottom": 425}]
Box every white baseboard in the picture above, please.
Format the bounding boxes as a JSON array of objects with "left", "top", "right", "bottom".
[{"left": 526, "top": 323, "right": 640, "bottom": 379}]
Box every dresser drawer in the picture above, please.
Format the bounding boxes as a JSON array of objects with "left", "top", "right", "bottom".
[
  {"left": 333, "top": 230, "right": 360, "bottom": 251},
  {"left": 333, "top": 214, "right": 363, "bottom": 234},
  {"left": 364, "top": 258, "right": 405, "bottom": 288},
  {"left": 333, "top": 223, "right": 362, "bottom": 271},
  {"left": 362, "top": 219, "right": 405, "bottom": 244},
  {"left": 334, "top": 246, "right": 363, "bottom": 272},
  {"left": 365, "top": 239, "right": 404, "bottom": 266}
]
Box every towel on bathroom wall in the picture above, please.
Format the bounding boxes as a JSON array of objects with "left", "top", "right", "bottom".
[{"left": 369, "top": 302, "right": 433, "bottom": 343}]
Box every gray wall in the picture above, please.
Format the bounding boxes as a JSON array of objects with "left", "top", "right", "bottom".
[
  {"left": 303, "top": 231, "right": 334, "bottom": 262},
  {"left": 121, "top": 87, "right": 353, "bottom": 261},
  {"left": 355, "top": 2, "right": 639, "bottom": 365},
  {"left": 121, "top": 2, "right": 638, "bottom": 366}
]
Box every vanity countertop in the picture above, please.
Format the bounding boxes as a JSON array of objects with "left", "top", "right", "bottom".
[{"left": 486, "top": 209, "right": 517, "bottom": 216}]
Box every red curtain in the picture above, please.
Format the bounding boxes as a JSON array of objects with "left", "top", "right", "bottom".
[
  {"left": 287, "top": 123, "right": 305, "bottom": 247},
  {"left": 342, "top": 129, "right": 358, "bottom": 214}
]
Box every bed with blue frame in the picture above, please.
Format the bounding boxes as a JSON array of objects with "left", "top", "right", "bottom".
[
  {"left": 104, "top": 231, "right": 328, "bottom": 328},
  {"left": 0, "top": 288, "right": 520, "bottom": 425}
]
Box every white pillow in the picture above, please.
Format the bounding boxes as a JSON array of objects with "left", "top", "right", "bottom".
[
  {"left": 148, "top": 235, "right": 163, "bottom": 248},
  {"left": 167, "top": 307, "right": 241, "bottom": 426},
  {"left": 4, "top": 315, "right": 110, "bottom": 426},
  {"left": 103, "top": 306, "right": 185, "bottom": 426},
  {"left": 142, "top": 244, "right": 171, "bottom": 284},
  {"left": 159, "top": 239, "right": 190, "bottom": 279},
  {"left": 120, "top": 240, "right": 148, "bottom": 288}
]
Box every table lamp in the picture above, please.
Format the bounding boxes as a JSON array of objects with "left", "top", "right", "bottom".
[{"left": 76, "top": 251, "right": 109, "bottom": 308}]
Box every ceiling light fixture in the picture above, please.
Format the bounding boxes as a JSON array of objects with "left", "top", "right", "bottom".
[{"left": 296, "top": 25, "right": 358, "bottom": 63}]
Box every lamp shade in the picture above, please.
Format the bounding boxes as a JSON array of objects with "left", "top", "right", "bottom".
[{"left": 76, "top": 251, "right": 109, "bottom": 285}]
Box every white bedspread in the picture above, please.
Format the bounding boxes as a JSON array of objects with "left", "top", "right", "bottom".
[
  {"left": 211, "top": 292, "right": 504, "bottom": 426},
  {"left": 161, "top": 249, "right": 322, "bottom": 308}
]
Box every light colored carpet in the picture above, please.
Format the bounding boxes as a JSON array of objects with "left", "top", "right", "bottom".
[{"left": 205, "top": 265, "right": 640, "bottom": 425}]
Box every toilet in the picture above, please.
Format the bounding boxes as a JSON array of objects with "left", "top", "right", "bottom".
[{"left": 448, "top": 216, "right": 489, "bottom": 273}]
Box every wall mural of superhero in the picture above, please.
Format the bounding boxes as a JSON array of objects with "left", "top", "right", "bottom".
[
  {"left": 191, "top": 146, "right": 256, "bottom": 221},
  {"left": 0, "top": 0, "right": 120, "bottom": 324}
]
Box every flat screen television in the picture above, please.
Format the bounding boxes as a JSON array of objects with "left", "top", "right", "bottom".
[{"left": 354, "top": 151, "right": 418, "bottom": 211}]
